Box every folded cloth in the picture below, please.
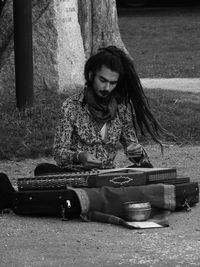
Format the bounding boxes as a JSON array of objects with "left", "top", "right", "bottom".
[
  {"left": 85, "top": 210, "right": 170, "bottom": 229},
  {"left": 71, "top": 184, "right": 176, "bottom": 227}
]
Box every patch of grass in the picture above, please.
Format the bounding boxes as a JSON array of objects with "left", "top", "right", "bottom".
[
  {"left": 0, "top": 88, "right": 200, "bottom": 160},
  {"left": 0, "top": 90, "right": 68, "bottom": 160},
  {"left": 144, "top": 89, "right": 200, "bottom": 143},
  {"left": 118, "top": 7, "right": 200, "bottom": 77}
]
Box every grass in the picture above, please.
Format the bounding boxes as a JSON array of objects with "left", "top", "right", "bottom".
[
  {"left": 118, "top": 6, "right": 200, "bottom": 77},
  {"left": 0, "top": 90, "right": 68, "bottom": 160},
  {"left": 145, "top": 89, "right": 200, "bottom": 143},
  {"left": 0, "top": 88, "right": 200, "bottom": 160}
]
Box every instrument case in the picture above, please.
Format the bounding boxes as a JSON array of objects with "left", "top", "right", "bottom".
[
  {"left": 12, "top": 182, "right": 199, "bottom": 218},
  {"left": 175, "top": 182, "right": 199, "bottom": 210},
  {"left": 12, "top": 189, "right": 81, "bottom": 219}
]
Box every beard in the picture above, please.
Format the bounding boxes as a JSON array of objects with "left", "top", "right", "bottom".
[
  {"left": 97, "top": 90, "right": 111, "bottom": 99},
  {"left": 93, "top": 89, "right": 114, "bottom": 104}
]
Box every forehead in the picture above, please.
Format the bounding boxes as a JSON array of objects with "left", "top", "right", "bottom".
[{"left": 95, "top": 65, "right": 119, "bottom": 81}]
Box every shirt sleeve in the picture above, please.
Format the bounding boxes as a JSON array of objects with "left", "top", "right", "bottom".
[
  {"left": 53, "top": 100, "right": 79, "bottom": 167},
  {"left": 119, "top": 104, "right": 143, "bottom": 163}
]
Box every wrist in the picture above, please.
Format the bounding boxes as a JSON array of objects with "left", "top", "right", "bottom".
[{"left": 73, "top": 151, "right": 82, "bottom": 163}]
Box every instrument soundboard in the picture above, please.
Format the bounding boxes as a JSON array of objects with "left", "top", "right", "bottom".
[{"left": 17, "top": 167, "right": 183, "bottom": 191}]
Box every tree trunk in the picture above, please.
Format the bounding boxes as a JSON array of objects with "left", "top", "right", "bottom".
[
  {"left": 13, "top": 0, "right": 34, "bottom": 110},
  {"left": 78, "top": 0, "right": 126, "bottom": 58},
  {"left": 0, "top": 0, "right": 7, "bottom": 15}
]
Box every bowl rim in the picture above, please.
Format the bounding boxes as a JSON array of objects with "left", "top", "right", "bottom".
[{"left": 123, "top": 201, "right": 151, "bottom": 205}]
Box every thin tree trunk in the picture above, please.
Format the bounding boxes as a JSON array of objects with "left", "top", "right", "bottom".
[{"left": 13, "top": 0, "right": 34, "bottom": 110}]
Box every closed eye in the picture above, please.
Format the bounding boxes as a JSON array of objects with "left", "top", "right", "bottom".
[
  {"left": 110, "top": 81, "right": 118, "bottom": 85},
  {"left": 99, "top": 77, "right": 118, "bottom": 85},
  {"left": 100, "top": 77, "right": 107, "bottom": 83}
]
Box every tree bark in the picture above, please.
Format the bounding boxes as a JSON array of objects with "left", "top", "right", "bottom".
[
  {"left": 0, "top": 0, "right": 7, "bottom": 15},
  {"left": 78, "top": 0, "right": 126, "bottom": 58}
]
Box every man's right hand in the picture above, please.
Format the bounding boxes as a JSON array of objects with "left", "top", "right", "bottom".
[{"left": 78, "top": 152, "right": 102, "bottom": 169}]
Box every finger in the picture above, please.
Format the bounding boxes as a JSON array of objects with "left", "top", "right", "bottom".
[
  {"left": 86, "top": 162, "right": 102, "bottom": 167},
  {"left": 85, "top": 160, "right": 102, "bottom": 166},
  {"left": 127, "top": 143, "right": 141, "bottom": 150},
  {"left": 84, "top": 163, "right": 102, "bottom": 170},
  {"left": 87, "top": 157, "right": 102, "bottom": 164},
  {"left": 128, "top": 150, "right": 143, "bottom": 156}
]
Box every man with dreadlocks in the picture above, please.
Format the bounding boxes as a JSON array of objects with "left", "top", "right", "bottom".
[
  {"left": 0, "top": 46, "right": 195, "bottom": 221},
  {"left": 53, "top": 46, "right": 166, "bottom": 170}
]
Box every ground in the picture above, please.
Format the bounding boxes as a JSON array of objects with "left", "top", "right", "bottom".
[
  {"left": 1, "top": 4, "right": 200, "bottom": 267},
  {"left": 0, "top": 144, "right": 200, "bottom": 267}
]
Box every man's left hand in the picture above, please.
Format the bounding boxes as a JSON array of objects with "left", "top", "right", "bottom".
[{"left": 127, "top": 143, "right": 143, "bottom": 158}]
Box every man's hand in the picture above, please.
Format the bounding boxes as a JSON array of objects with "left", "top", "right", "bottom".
[
  {"left": 78, "top": 152, "right": 102, "bottom": 169},
  {"left": 127, "top": 143, "right": 143, "bottom": 158}
]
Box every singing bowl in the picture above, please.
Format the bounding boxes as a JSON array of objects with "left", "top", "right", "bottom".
[{"left": 123, "top": 201, "right": 151, "bottom": 221}]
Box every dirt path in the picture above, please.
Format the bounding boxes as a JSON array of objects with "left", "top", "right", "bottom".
[
  {"left": 0, "top": 144, "right": 200, "bottom": 267},
  {"left": 141, "top": 78, "right": 200, "bottom": 93}
]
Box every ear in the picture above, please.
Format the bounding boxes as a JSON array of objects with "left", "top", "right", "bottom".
[{"left": 89, "top": 71, "right": 93, "bottom": 81}]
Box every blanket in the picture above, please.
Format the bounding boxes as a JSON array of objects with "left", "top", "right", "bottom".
[{"left": 71, "top": 184, "right": 176, "bottom": 229}]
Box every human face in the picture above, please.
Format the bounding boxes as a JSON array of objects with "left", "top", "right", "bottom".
[{"left": 91, "top": 65, "right": 120, "bottom": 99}]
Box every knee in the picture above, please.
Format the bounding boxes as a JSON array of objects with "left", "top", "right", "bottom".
[
  {"left": 0, "top": 172, "right": 10, "bottom": 183},
  {"left": 0, "top": 172, "right": 15, "bottom": 193}
]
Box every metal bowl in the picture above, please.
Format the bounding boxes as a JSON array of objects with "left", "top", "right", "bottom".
[{"left": 123, "top": 201, "right": 151, "bottom": 221}]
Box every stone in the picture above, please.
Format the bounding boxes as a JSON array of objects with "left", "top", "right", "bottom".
[{"left": 0, "top": 0, "right": 85, "bottom": 97}]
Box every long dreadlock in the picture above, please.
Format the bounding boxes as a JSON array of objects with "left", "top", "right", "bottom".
[{"left": 84, "top": 46, "right": 172, "bottom": 149}]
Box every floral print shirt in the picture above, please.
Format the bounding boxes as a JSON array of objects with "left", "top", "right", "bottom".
[{"left": 53, "top": 91, "right": 141, "bottom": 168}]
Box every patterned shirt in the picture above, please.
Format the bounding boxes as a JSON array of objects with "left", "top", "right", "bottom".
[{"left": 53, "top": 91, "right": 141, "bottom": 168}]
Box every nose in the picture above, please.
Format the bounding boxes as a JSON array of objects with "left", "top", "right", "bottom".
[{"left": 104, "top": 82, "right": 111, "bottom": 91}]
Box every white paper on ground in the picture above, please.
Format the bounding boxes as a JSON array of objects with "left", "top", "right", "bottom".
[{"left": 126, "top": 221, "right": 163, "bottom": 229}]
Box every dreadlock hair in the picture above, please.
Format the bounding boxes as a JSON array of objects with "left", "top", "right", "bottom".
[{"left": 84, "top": 46, "right": 172, "bottom": 149}]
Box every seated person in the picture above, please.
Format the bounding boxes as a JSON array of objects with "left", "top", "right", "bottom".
[
  {"left": 0, "top": 46, "right": 189, "bottom": 218},
  {"left": 50, "top": 46, "right": 168, "bottom": 172}
]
